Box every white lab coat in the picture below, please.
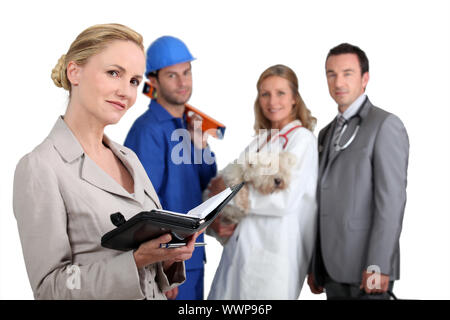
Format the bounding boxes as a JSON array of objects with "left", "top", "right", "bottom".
[{"left": 208, "top": 120, "right": 318, "bottom": 300}]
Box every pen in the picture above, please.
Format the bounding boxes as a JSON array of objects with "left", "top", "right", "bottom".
[{"left": 159, "top": 242, "right": 207, "bottom": 249}]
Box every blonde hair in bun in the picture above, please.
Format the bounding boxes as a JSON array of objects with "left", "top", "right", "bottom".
[
  {"left": 50, "top": 23, "right": 144, "bottom": 92},
  {"left": 51, "top": 54, "right": 70, "bottom": 90}
]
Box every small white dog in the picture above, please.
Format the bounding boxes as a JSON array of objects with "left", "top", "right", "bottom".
[{"left": 206, "top": 151, "right": 297, "bottom": 244}]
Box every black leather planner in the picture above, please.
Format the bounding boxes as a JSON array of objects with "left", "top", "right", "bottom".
[{"left": 101, "top": 182, "right": 244, "bottom": 251}]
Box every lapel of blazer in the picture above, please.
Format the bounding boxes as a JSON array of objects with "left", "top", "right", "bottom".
[
  {"left": 106, "top": 140, "right": 161, "bottom": 208},
  {"left": 49, "top": 117, "right": 127, "bottom": 198},
  {"left": 318, "top": 121, "right": 335, "bottom": 178},
  {"left": 325, "top": 97, "right": 373, "bottom": 171},
  {"left": 49, "top": 117, "right": 161, "bottom": 206},
  {"left": 81, "top": 154, "right": 133, "bottom": 199},
  {"left": 113, "top": 144, "right": 162, "bottom": 209},
  {"left": 141, "top": 180, "right": 162, "bottom": 209}
]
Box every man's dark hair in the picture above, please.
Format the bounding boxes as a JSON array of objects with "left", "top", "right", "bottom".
[
  {"left": 326, "top": 43, "right": 369, "bottom": 75},
  {"left": 147, "top": 70, "right": 159, "bottom": 79}
]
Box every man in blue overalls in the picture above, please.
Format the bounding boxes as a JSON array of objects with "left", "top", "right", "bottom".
[{"left": 124, "top": 36, "right": 217, "bottom": 300}]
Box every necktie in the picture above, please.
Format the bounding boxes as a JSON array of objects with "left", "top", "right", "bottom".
[{"left": 333, "top": 115, "right": 347, "bottom": 150}]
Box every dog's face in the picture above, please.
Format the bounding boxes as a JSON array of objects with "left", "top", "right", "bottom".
[{"left": 243, "top": 151, "right": 296, "bottom": 195}]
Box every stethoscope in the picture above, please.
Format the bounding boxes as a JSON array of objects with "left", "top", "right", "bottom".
[
  {"left": 256, "top": 124, "right": 302, "bottom": 152},
  {"left": 334, "top": 112, "right": 362, "bottom": 152}
]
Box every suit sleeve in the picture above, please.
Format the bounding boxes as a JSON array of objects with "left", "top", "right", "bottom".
[
  {"left": 13, "top": 154, "right": 145, "bottom": 300},
  {"left": 247, "top": 131, "right": 318, "bottom": 217},
  {"left": 124, "top": 124, "right": 166, "bottom": 194},
  {"left": 367, "top": 114, "right": 409, "bottom": 275}
]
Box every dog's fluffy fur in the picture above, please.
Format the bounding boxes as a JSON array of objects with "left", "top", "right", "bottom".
[{"left": 206, "top": 151, "right": 297, "bottom": 244}]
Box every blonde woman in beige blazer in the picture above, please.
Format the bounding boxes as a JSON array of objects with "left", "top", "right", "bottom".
[{"left": 12, "top": 24, "right": 199, "bottom": 300}]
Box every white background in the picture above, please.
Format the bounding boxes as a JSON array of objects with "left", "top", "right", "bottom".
[{"left": 0, "top": 0, "right": 449, "bottom": 300}]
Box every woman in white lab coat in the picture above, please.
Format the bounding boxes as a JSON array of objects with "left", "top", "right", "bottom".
[{"left": 208, "top": 65, "right": 318, "bottom": 299}]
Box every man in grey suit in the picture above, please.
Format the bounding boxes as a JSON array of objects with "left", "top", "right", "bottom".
[{"left": 307, "top": 43, "right": 409, "bottom": 299}]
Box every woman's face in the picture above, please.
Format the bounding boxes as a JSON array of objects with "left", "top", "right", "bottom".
[
  {"left": 258, "top": 75, "right": 296, "bottom": 130},
  {"left": 69, "top": 40, "right": 146, "bottom": 125}
]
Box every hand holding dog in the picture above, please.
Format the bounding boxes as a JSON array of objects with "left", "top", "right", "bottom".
[{"left": 210, "top": 217, "right": 237, "bottom": 238}]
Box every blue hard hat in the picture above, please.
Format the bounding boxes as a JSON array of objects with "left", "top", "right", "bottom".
[{"left": 146, "top": 36, "right": 195, "bottom": 75}]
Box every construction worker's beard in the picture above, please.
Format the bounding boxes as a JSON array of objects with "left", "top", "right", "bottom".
[{"left": 158, "top": 85, "right": 192, "bottom": 106}]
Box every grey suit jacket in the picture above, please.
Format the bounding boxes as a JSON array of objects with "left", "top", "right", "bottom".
[
  {"left": 312, "top": 98, "right": 409, "bottom": 285},
  {"left": 13, "top": 117, "right": 185, "bottom": 299}
]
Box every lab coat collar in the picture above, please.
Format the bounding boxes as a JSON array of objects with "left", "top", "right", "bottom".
[
  {"left": 248, "top": 119, "right": 303, "bottom": 153},
  {"left": 278, "top": 119, "right": 303, "bottom": 134}
]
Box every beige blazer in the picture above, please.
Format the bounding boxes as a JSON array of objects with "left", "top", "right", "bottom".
[{"left": 13, "top": 117, "right": 185, "bottom": 299}]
